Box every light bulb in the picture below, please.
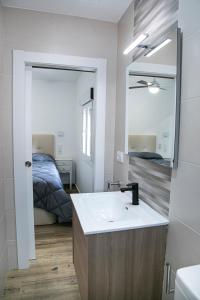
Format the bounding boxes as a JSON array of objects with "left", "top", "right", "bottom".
[
  {"left": 123, "top": 34, "right": 148, "bottom": 55},
  {"left": 148, "top": 86, "right": 160, "bottom": 94}
]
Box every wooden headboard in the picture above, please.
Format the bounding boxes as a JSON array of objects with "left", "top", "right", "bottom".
[
  {"left": 128, "top": 135, "right": 156, "bottom": 152},
  {"left": 32, "top": 134, "right": 55, "bottom": 157}
]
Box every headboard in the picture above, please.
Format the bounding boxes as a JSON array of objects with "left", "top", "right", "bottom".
[
  {"left": 128, "top": 135, "right": 156, "bottom": 152},
  {"left": 32, "top": 134, "right": 55, "bottom": 157}
]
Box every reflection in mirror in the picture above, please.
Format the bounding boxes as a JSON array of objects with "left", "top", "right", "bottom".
[
  {"left": 125, "top": 28, "right": 180, "bottom": 169},
  {"left": 128, "top": 74, "right": 175, "bottom": 168}
]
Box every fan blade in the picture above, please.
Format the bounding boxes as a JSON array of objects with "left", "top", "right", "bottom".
[
  {"left": 160, "top": 87, "right": 166, "bottom": 90},
  {"left": 129, "top": 86, "right": 149, "bottom": 89},
  {"left": 137, "top": 80, "right": 148, "bottom": 85}
]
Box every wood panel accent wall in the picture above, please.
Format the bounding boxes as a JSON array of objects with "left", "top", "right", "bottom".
[
  {"left": 129, "top": 157, "right": 172, "bottom": 217},
  {"left": 73, "top": 206, "right": 168, "bottom": 300},
  {"left": 133, "top": 0, "right": 179, "bottom": 61}
]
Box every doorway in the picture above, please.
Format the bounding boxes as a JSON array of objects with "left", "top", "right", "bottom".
[
  {"left": 31, "top": 66, "right": 96, "bottom": 194},
  {"left": 13, "top": 50, "right": 107, "bottom": 269}
]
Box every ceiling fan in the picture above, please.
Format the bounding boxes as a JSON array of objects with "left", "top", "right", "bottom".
[{"left": 129, "top": 79, "right": 166, "bottom": 94}]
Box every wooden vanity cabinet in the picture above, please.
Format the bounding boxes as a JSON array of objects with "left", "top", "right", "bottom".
[{"left": 73, "top": 206, "right": 167, "bottom": 300}]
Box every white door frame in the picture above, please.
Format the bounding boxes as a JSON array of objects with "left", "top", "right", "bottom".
[
  {"left": 13, "top": 50, "right": 107, "bottom": 269},
  {"left": 24, "top": 66, "right": 36, "bottom": 260}
]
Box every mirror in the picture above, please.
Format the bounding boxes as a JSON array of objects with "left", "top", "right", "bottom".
[{"left": 125, "top": 28, "right": 181, "bottom": 169}]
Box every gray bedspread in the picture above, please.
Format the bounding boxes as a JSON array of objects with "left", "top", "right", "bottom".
[
  {"left": 32, "top": 153, "right": 72, "bottom": 223},
  {"left": 128, "top": 151, "right": 171, "bottom": 167}
]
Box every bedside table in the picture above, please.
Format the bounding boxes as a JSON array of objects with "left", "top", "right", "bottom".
[{"left": 56, "top": 159, "right": 73, "bottom": 190}]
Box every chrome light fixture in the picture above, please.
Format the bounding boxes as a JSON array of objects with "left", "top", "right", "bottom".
[
  {"left": 145, "top": 38, "right": 172, "bottom": 57},
  {"left": 123, "top": 33, "right": 148, "bottom": 55}
]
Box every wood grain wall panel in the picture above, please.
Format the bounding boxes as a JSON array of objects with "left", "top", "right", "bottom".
[
  {"left": 133, "top": 0, "right": 179, "bottom": 61},
  {"left": 129, "top": 157, "right": 172, "bottom": 217}
]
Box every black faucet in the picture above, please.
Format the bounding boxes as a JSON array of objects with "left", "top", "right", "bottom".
[{"left": 120, "top": 183, "right": 139, "bottom": 205}]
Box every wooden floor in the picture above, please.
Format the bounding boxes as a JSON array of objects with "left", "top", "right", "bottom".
[
  {"left": 64, "top": 184, "right": 79, "bottom": 194},
  {"left": 4, "top": 224, "right": 81, "bottom": 300}
]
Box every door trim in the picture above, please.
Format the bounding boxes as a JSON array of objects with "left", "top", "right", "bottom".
[
  {"left": 13, "top": 50, "right": 107, "bottom": 269},
  {"left": 25, "top": 66, "right": 35, "bottom": 260}
]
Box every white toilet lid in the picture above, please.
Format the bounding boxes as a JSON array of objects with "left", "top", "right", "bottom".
[{"left": 176, "top": 265, "right": 200, "bottom": 300}]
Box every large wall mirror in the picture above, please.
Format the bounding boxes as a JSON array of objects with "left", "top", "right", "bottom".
[{"left": 125, "top": 27, "right": 182, "bottom": 169}]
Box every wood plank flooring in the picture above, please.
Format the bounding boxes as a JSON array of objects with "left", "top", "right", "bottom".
[
  {"left": 64, "top": 184, "right": 79, "bottom": 194},
  {"left": 3, "top": 224, "right": 81, "bottom": 300}
]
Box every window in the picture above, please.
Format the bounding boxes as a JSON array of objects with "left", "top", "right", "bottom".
[{"left": 82, "top": 102, "right": 92, "bottom": 158}]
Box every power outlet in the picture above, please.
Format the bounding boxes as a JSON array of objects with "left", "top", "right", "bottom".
[
  {"left": 58, "top": 144, "right": 63, "bottom": 155},
  {"left": 116, "top": 151, "right": 124, "bottom": 163},
  {"left": 57, "top": 131, "right": 64, "bottom": 137}
]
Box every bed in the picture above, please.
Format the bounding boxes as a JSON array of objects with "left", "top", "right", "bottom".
[
  {"left": 128, "top": 135, "right": 171, "bottom": 167},
  {"left": 32, "top": 134, "right": 72, "bottom": 225},
  {"left": 128, "top": 151, "right": 171, "bottom": 167}
]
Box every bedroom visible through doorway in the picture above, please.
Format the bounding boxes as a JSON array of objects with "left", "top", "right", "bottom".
[
  {"left": 31, "top": 67, "right": 96, "bottom": 230},
  {"left": 13, "top": 50, "right": 107, "bottom": 269}
]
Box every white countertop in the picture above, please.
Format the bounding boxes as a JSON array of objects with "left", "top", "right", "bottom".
[{"left": 71, "top": 191, "right": 169, "bottom": 235}]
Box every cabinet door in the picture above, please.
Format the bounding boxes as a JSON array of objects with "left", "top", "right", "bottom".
[{"left": 87, "top": 227, "right": 167, "bottom": 300}]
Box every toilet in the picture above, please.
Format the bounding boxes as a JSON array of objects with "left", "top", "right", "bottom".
[{"left": 175, "top": 265, "right": 200, "bottom": 300}]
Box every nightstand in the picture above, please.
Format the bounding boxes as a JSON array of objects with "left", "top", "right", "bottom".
[{"left": 56, "top": 158, "right": 73, "bottom": 190}]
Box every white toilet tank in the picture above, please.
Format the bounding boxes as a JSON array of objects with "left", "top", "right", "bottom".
[{"left": 175, "top": 265, "right": 200, "bottom": 300}]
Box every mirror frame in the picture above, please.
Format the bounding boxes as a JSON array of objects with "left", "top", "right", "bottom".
[
  {"left": 173, "top": 28, "right": 182, "bottom": 169},
  {"left": 125, "top": 28, "right": 182, "bottom": 169}
]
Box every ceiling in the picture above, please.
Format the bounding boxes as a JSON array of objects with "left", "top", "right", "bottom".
[
  {"left": 1, "top": 0, "right": 133, "bottom": 22},
  {"left": 32, "top": 68, "right": 82, "bottom": 82}
]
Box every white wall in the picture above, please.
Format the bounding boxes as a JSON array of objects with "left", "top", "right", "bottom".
[
  {"left": 163, "top": 0, "right": 200, "bottom": 298},
  {"left": 32, "top": 79, "right": 77, "bottom": 159},
  {"left": 128, "top": 77, "right": 175, "bottom": 158},
  {"left": 1, "top": 7, "right": 117, "bottom": 269},
  {"left": 74, "top": 72, "right": 96, "bottom": 193},
  {"left": 0, "top": 3, "right": 9, "bottom": 295}
]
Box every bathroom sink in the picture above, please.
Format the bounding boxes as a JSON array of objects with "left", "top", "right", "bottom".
[
  {"left": 85, "top": 193, "right": 136, "bottom": 222},
  {"left": 71, "top": 191, "right": 169, "bottom": 234},
  {"left": 73, "top": 191, "right": 168, "bottom": 300}
]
